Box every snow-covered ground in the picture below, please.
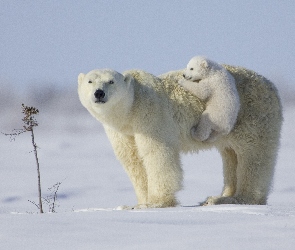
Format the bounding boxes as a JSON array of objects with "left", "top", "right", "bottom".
[{"left": 1, "top": 93, "right": 295, "bottom": 249}]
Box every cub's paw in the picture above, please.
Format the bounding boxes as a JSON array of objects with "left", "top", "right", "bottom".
[
  {"left": 204, "top": 130, "right": 221, "bottom": 143},
  {"left": 178, "top": 78, "right": 190, "bottom": 87},
  {"left": 191, "top": 126, "right": 209, "bottom": 141},
  {"left": 178, "top": 78, "right": 185, "bottom": 86}
]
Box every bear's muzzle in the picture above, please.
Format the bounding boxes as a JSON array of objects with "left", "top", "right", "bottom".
[{"left": 94, "top": 89, "right": 106, "bottom": 103}]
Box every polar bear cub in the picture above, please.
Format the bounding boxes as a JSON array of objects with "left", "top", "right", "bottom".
[{"left": 180, "top": 56, "right": 240, "bottom": 142}]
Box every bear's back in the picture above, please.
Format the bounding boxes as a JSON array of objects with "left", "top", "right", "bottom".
[
  {"left": 125, "top": 67, "right": 282, "bottom": 150},
  {"left": 159, "top": 66, "right": 282, "bottom": 127},
  {"left": 222, "top": 65, "right": 282, "bottom": 142},
  {"left": 159, "top": 66, "right": 282, "bottom": 146}
]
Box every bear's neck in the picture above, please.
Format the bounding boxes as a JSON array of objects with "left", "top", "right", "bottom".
[{"left": 93, "top": 90, "right": 134, "bottom": 134}]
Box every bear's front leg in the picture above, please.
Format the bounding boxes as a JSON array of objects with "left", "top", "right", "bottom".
[
  {"left": 135, "top": 134, "right": 183, "bottom": 208},
  {"left": 104, "top": 126, "right": 148, "bottom": 205}
]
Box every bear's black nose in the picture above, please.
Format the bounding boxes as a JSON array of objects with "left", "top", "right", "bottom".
[
  {"left": 183, "top": 74, "right": 186, "bottom": 78},
  {"left": 94, "top": 89, "right": 105, "bottom": 99}
]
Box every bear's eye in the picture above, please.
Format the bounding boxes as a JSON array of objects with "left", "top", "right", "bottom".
[
  {"left": 88, "top": 80, "right": 92, "bottom": 83},
  {"left": 190, "top": 68, "right": 194, "bottom": 71},
  {"left": 109, "top": 80, "right": 114, "bottom": 84}
]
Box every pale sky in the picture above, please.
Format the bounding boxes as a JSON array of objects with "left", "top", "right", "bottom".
[{"left": 0, "top": 1, "right": 294, "bottom": 90}]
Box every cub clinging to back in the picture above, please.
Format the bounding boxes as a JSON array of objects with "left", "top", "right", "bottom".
[{"left": 180, "top": 56, "right": 240, "bottom": 142}]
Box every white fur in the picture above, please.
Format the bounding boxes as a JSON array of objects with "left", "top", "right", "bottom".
[
  {"left": 78, "top": 66, "right": 282, "bottom": 208},
  {"left": 180, "top": 56, "right": 240, "bottom": 142}
]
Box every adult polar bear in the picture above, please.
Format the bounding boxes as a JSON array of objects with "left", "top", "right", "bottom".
[{"left": 78, "top": 65, "right": 282, "bottom": 209}]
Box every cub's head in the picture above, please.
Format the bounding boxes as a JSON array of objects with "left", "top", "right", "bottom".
[
  {"left": 183, "top": 56, "right": 219, "bottom": 82},
  {"left": 78, "top": 69, "right": 133, "bottom": 111}
]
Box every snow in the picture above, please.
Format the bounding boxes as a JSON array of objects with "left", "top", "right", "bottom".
[
  {"left": 1, "top": 1, "right": 294, "bottom": 248},
  {"left": 0, "top": 98, "right": 295, "bottom": 250},
  {"left": 2, "top": 206, "right": 295, "bottom": 250}
]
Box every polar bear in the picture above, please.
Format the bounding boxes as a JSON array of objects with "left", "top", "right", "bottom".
[
  {"left": 78, "top": 66, "right": 282, "bottom": 208},
  {"left": 180, "top": 56, "right": 240, "bottom": 142}
]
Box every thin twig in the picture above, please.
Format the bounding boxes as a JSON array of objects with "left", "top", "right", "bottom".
[{"left": 30, "top": 126, "right": 43, "bottom": 213}]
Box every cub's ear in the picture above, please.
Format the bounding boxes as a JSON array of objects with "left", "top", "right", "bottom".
[
  {"left": 124, "top": 74, "right": 133, "bottom": 84},
  {"left": 200, "top": 59, "right": 209, "bottom": 69},
  {"left": 78, "top": 73, "right": 85, "bottom": 85}
]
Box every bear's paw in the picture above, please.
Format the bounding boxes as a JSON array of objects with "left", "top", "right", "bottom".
[{"left": 200, "top": 196, "right": 240, "bottom": 206}]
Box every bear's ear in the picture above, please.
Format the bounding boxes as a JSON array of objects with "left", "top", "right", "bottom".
[
  {"left": 78, "top": 73, "right": 85, "bottom": 85},
  {"left": 124, "top": 74, "right": 133, "bottom": 85}
]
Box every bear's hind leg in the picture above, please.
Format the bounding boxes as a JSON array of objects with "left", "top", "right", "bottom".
[
  {"left": 220, "top": 147, "right": 238, "bottom": 197},
  {"left": 201, "top": 145, "right": 276, "bottom": 206},
  {"left": 233, "top": 146, "right": 276, "bottom": 205},
  {"left": 200, "top": 147, "right": 238, "bottom": 206}
]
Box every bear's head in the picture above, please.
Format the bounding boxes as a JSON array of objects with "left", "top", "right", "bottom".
[
  {"left": 78, "top": 69, "right": 133, "bottom": 112},
  {"left": 183, "top": 56, "right": 221, "bottom": 82}
]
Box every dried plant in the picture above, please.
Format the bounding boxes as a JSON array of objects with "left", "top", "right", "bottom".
[
  {"left": 43, "top": 182, "right": 62, "bottom": 213},
  {"left": 29, "top": 181, "right": 62, "bottom": 213},
  {"left": 3, "top": 104, "right": 44, "bottom": 213}
]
